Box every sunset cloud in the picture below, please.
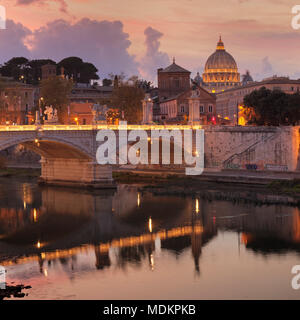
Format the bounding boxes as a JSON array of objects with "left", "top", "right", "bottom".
[
  {"left": 16, "top": 0, "right": 68, "bottom": 13},
  {"left": 139, "top": 27, "right": 169, "bottom": 81},
  {"left": 0, "top": 0, "right": 299, "bottom": 82},
  {"left": 28, "top": 18, "right": 139, "bottom": 78},
  {"left": 0, "top": 19, "right": 31, "bottom": 63}
]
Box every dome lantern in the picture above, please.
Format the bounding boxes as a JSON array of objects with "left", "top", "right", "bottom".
[{"left": 216, "top": 35, "right": 225, "bottom": 51}]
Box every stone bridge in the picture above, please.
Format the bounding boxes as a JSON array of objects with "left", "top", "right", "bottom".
[
  {"left": 0, "top": 124, "right": 203, "bottom": 187},
  {"left": 0, "top": 124, "right": 298, "bottom": 188}
]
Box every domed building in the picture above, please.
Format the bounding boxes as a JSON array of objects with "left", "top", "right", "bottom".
[
  {"left": 241, "top": 70, "right": 254, "bottom": 86},
  {"left": 202, "top": 36, "right": 240, "bottom": 93}
]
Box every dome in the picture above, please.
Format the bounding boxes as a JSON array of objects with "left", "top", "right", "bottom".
[
  {"left": 202, "top": 36, "right": 240, "bottom": 92},
  {"left": 204, "top": 37, "right": 237, "bottom": 71},
  {"left": 242, "top": 70, "right": 253, "bottom": 85}
]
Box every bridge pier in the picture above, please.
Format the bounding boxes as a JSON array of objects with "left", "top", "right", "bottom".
[{"left": 39, "top": 158, "right": 116, "bottom": 189}]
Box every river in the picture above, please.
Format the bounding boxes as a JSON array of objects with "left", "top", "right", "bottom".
[{"left": 0, "top": 177, "right": 300, "bottom": 299}]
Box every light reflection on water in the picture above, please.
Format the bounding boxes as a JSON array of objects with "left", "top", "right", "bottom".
[{"left": 0, "top": 178, "right": 300, "bottom": 299}]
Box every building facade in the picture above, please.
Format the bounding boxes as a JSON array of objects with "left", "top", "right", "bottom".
[
  {"left": 70, "top": 83, "right": 113, "bottom": 103},
  {"left": 157, "top": 58, "right": 191, "bottom": 100},
  {"left": 156, "top": 60, "right": 216, "bottom": 124},
  {"left": 0, "top": 81, "right": 39, "bottom": 125},
  {"left": 41, "top": 64, "right": 57, "bottom": 81},
  {"left": 216, "top": 76, "right": 300, "bottom": 124},
  {"left": 159, "top": 86, "right": 216, "bottom": 124}
]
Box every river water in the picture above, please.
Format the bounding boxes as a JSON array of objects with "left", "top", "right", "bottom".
[{"left": 0, "top": 177, "right": 300, "bottom": 299}]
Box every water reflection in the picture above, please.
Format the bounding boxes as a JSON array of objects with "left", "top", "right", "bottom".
[{"left": 0, "top": 179, "right": 300, "bottom": 299}]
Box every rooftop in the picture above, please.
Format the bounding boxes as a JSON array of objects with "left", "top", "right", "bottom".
[
  {"left": 216, "top": 76, "right": 300, "bottom": 95},
  {"left": 159, "top": 58, "right": 191, "bottom": 74}
]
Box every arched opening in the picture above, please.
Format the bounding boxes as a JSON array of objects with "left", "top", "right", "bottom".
[{"left": 0, "top": 138, "right": 114, "bottom": 188}]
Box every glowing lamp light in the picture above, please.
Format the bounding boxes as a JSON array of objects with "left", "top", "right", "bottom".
[
  {"left": 148, "top": 218, "right": 153, "bottom": 233},
  {"left": 195, "top": 199, "right": 199, "bottom": 213},
  {"left": 36, "top": 241, "right": 41, "bottom": 249},
  {"left": 137, "top": 193, "right": 141, "bottom": 207},
  {"left": 150, "top": 253, "right": 154, "bottom": 271},
  {"left": 33, "top": 208, "right": 37, "bottom": 222}
]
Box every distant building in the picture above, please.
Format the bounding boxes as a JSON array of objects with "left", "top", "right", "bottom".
[
  {"left": 0, "top": 81, "right": 39, "bottom": 125},
  {"left": 68, "top": 102, "right": 94, "bottom": 125},
  {"left": 41, "top": 64, "right": 57, "bottom": 80},
  {"left": 160, "top": 86, "right": 216, "bottom": 124},
  {"left": 202, "top": 36, "right": 240, "bottom": 93},
  {"left": 241, "top": 70, "right": 254, "bottom": 86},
  {"left": 70, "top": 83, "right": 113, "bottom": 103},
  {"left": 157, "top": 58, "right": 191, "bottom": 100},
  {"left": 156, "top": 60, "right": 216, "bottom": 124},
  {"left": 216, "top": 76, "right": 300, "bottom": 123}
]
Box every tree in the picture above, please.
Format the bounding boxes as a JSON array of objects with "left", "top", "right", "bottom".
[
  {"left": 243, "top": 87, "right": 300, "bottom": 126},
  {"left": 127, "top": 76, "right": 153, "bottom": 92},
  {"left": 40, "top": 76, "right": 73, "bottom": 123},
  {"left": 58, "top": 57, "right": 99, "bottom": 83},
  {"left": 102, "top": 78, "right": 112, "bottom": 86},
  {"left": 26, "top": 59, "right": 57, "bottom": 84},
  {"left": 0, "top": 57, "right": 29, "bottom": 81},
  {"left": 0, "top": 57, "right": 57, "bottom": 85},
  {"left": 110, "top": 78, "right": 145, "bottom": 124}
]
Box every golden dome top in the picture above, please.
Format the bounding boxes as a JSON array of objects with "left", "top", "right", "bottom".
[{"left": 204, "top": 37, "right": 237, "bottom": 72}]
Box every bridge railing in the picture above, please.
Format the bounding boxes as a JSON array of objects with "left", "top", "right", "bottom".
[{"left": 0, "top": 124, "right": 204, "bottom": 132}]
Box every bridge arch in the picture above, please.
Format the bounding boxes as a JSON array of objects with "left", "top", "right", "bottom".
[
  {"left": 0, "top": 137, "right": 93, "bottom": 160},
  {"left": 0, "top": 132, "right": 114, "bottom": 188}
]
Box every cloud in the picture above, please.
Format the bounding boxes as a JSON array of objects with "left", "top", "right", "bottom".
[
  {"left": 139, "top": 26, "right": 169, "bottom": 81},
  {"left": 261, "top": 56, "right": 273, "bottom": 76},
  {"left": 0, "top": 18, "right": 169, "bottom": 81},
  {"left": 28, "top": 18, "right": 139, "bottom": 78},
  {"left": 16, "top": 0, "right": 68, "bottom": 13},
  {"left": 0, "top": 19, "right": 31, "bottom": 64}
]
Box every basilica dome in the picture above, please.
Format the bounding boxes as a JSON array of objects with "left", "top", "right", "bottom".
[
  {"left": 205, "top": 45, "right": 237, "bottom": 71},
  {"left": 202, "top": 37, "right": 240, "bottom": 92}
]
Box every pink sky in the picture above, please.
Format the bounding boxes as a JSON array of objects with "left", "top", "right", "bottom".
[{"left": 0, "top": 0, "right": 299, "bottom": 81}]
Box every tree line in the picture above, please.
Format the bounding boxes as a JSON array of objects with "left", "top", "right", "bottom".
[
  {"left": 242, "top": 87, "right": 300, "bottom": 126},
  {"left": 0, "top": 56, "right": 99, "bottom": 85}
]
